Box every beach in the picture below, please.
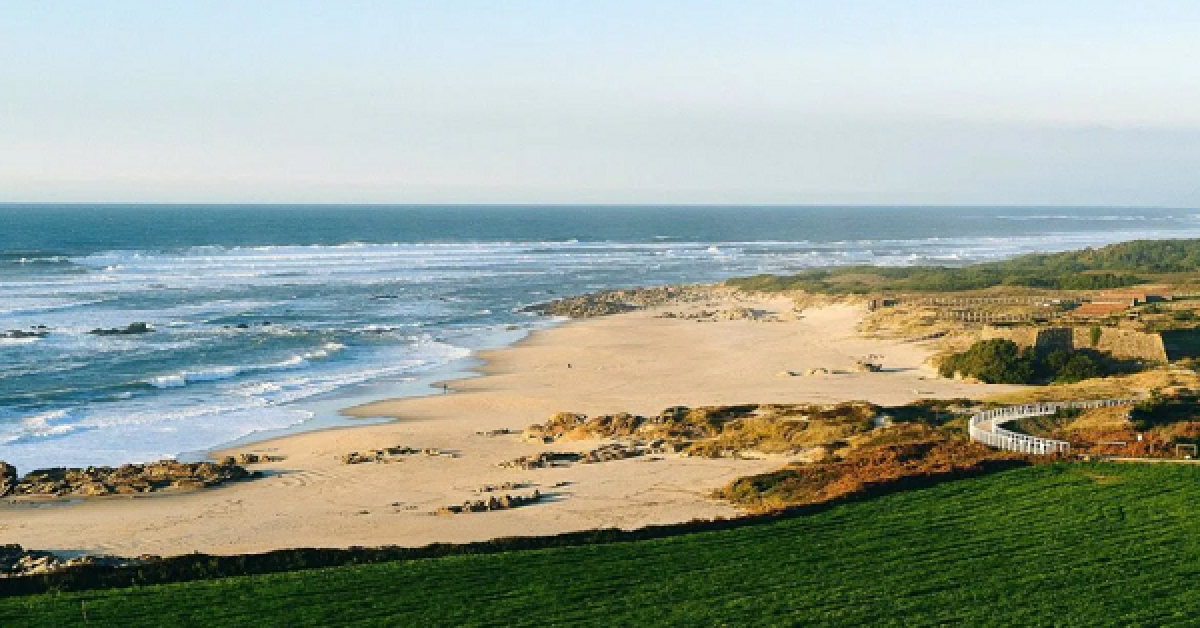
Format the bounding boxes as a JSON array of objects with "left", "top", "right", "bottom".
[{"left": 1, "top": 293, "right": 1015, "bottom": 557}]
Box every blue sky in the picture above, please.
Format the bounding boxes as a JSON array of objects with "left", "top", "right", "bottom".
[{"left": 3, "top": 1, "right": 1200, "bottom": 204}]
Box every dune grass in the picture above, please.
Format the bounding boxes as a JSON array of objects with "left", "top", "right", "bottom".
[{"left": 5, "top": 462, "right": 1200, "bottom": 626}]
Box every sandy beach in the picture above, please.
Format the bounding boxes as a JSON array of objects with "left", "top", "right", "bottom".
[{"left": 1, "top": 294, "right": 1015, "bottom": 557}]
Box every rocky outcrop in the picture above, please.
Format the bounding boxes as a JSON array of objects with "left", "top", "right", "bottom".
[
  {"left": 434, "top": 491, "right": 542, "bottom": 515},
  {"left": 477, "top": 481, "right": 530, "bottom": 493},
  {"left": 7, "top": 460, "right": 252, "bottom": 498},
  {"left": 524, "top": 402, "right": 879, "bottom": 458},
  {"left": 218, "top": 453, "right": 283, "bottom": 466},
  {"left": 341, "top": 446, "right": 454, "bottom": 465},
  {"left": 656, "top": 307, "right": 782, "bottom": 322},
  {"left": 476, "top": 428, "right": 519, "bottom": 437},
  {"left": 497, "top": 452, "right": 581, "bottom": 470},
  {"left": 1, "top": 461, "right": 16, "bottom": 497},
  {"left": 851, "top": 360, "right": 883, "bottom": 373},
  {"left": 579, "top": 441, "right": 672, "bottom": 463},
  {"left": 523, "top": 285, "right": 717, "bottom": 318},
  {"left": 0, "top": 328, "right": 48, "bottom": 339},
  {"left": 89, "top": 322, "right": 153, "bottom": 336},
  {"left": 1, "top": 544, "right": 150, "bottom": 578}
]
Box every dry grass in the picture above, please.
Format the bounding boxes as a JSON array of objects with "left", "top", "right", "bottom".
[
  {"left": 1066, "top": 406, "right": 1133, "bottom": 432},
  {"left": 984, "top": 367, "right": 1200, "bottom": 404}
]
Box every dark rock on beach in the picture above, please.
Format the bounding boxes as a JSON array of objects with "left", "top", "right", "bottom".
[
  {"left": 6, "top": 460, "right": 252, "bottom": 498},
  {"left": 1, "top": 544, "right": 149, "bottom": 578},
  {"left": 0, "top": 461, "right": 17, "bottom": 497},
  {"left": 522, "top": 285, "right": 717, "bottom": 318},
  {"left": 434, "top": 490, "right": 543, "bottom": 515}
]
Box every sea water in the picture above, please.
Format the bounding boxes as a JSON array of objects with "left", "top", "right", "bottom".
[{"left": 1, "top": 205, "right": 1197, "bottom": 469}]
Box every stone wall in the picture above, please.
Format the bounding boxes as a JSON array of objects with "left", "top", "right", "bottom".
[{"left": 979, "top": 326, "right": 1168, "bottom": 363}]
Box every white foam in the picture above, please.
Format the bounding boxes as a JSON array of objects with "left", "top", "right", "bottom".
[
  {"left": 144, "top": 344, "right": 345, "bottom": 389},
  {"left": 2, "top": 410, "right": 81, "bottom": 445}
]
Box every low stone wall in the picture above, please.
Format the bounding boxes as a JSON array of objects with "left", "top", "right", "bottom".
[
  {"left": 979, "top": 326, "right": 1168, "bottom": 363},
  {"left": 1076, "top": 327, "right": 1167, "bottom": 362}
]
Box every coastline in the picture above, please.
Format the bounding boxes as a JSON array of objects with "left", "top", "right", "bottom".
[{"left": 1, "top": 291, "right": 1017, "bottom": 558}]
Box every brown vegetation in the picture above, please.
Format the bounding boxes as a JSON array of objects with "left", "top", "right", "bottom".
[
  {"left": 717, "top": 439, "right": 1029, "bottom": 512},
  {"left": 525, "top": 403, "right": 880, "bottom": 458}
]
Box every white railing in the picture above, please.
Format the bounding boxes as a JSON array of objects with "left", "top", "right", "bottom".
[{"left": 968, "top": 399, "right": 1136, "bottom": 455}]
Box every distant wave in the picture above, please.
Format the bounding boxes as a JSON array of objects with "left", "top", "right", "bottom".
[
  {"left": 0, "top": 298, "right": 108, "bottom": 316},
  {"left": 997, "top": 214, "right": 1159, "bottom": 222},
  {"left": 145, "top": 342, "right": 345, "bottom": 389}
]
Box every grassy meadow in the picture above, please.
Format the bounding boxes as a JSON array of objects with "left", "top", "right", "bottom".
[{"left": 5, "top": 462, "right": 1200, "bottom": 626}]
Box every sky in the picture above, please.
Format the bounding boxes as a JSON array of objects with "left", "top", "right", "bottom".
[{"left": 3, "top": 1, "right": 1200, "bottom": 205}]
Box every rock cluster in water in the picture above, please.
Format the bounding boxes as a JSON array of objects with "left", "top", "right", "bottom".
[
  {"left": 434, "top": 490, "right": 542, "bottom": 515},
  {"left": 523, "top": 285, "right": 717, "bottom": 318},
  {"left": 0, "top": 328, "right": 48, "bottom": 339},
  {"left": 1, "top": 460, "right": 253, "bottom": 498},
  {"left": 89, "top": 322, "right": 153, "bottom": 336}
]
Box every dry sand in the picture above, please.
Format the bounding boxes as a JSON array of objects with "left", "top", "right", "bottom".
[{"left": 0, "top": 296, "right": 1016, "bottom": 557}]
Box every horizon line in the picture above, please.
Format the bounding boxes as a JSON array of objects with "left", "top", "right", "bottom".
[{"left": 0, "top": 202, "right": 1194, "bottom": 210}]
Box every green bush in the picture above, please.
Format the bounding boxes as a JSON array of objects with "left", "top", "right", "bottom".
[
  {"left": 1129, "top": 392, "right": 1200, "bottom": 431},
  {"left": 939, "top": 340, "right": 1121, "bottom": 384}
]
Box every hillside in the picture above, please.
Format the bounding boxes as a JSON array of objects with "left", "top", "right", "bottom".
[
  {"left": 728, "top": 238, "right": 1200, "bottom": 293},
  {"left": 6, "top": 462, "right": 1200, "bottom": 626}
]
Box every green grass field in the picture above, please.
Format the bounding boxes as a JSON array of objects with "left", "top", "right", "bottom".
[{"left": 5, "top": 462, "right": 1200, "bottom": 627}]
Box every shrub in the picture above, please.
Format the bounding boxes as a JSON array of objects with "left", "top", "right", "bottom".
[
  {"left": 938, "top": 339, "right": 1036, "bottom": 384},
  {"left": 940, "top": 340, "right": 1124, "bottom": 385}
]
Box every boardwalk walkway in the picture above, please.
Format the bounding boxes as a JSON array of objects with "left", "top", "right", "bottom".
[{"left": 968, "top": 399, "right": 1136, "bottom": 455}]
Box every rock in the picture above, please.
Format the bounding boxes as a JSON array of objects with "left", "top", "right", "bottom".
[
  {"left": 341, "top": 446, "right": 422, "bottom": 464},
  {"left": 476, "top": 428, "right": 518, "bottom": 437},
  {"left": 0, "top": 461, "right": 16, "bottom": 497},
  {"left": 7, "top": 460, "right": 251, "bottom": 498},
  {"left": 579, "top": 443, "right": 645, "bottom": 464},
  {"left": 479, "top": 481, "right": 526, "bottom": 493},
  {"left": 235, "top": 452, "right": 279, "bottom": 465},
  {"left": 434, "top": 490, "right": 543, "bottom": 515},
  {"left": 89, "top": 322, "right": 153, "bottom": 336},
  {"left": 522, "top": 286, "right": 718, "bottom": 318},
  {"left": 74, "top": 481, "right": 111, "bottom": 496},
  {"left": 0, "top": 329, "right": 48, "bottom": 339},
  {"left": 852, "top": 360, "right": 883, "bottom": 373},
  {"left": 1, "top": 544, "right": 150, "bottom": 578},
  {"left": 497, "top": 452, "right": 581, "bottom": 470}
]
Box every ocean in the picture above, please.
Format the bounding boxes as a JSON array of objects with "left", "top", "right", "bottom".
[{"left": 1, "top": 205, "right": 1197, "bottom": 470}]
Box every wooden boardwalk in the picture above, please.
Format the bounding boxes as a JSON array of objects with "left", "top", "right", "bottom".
[{"left": 968, "top": 399, "right": 1136, "bottom": 455}]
